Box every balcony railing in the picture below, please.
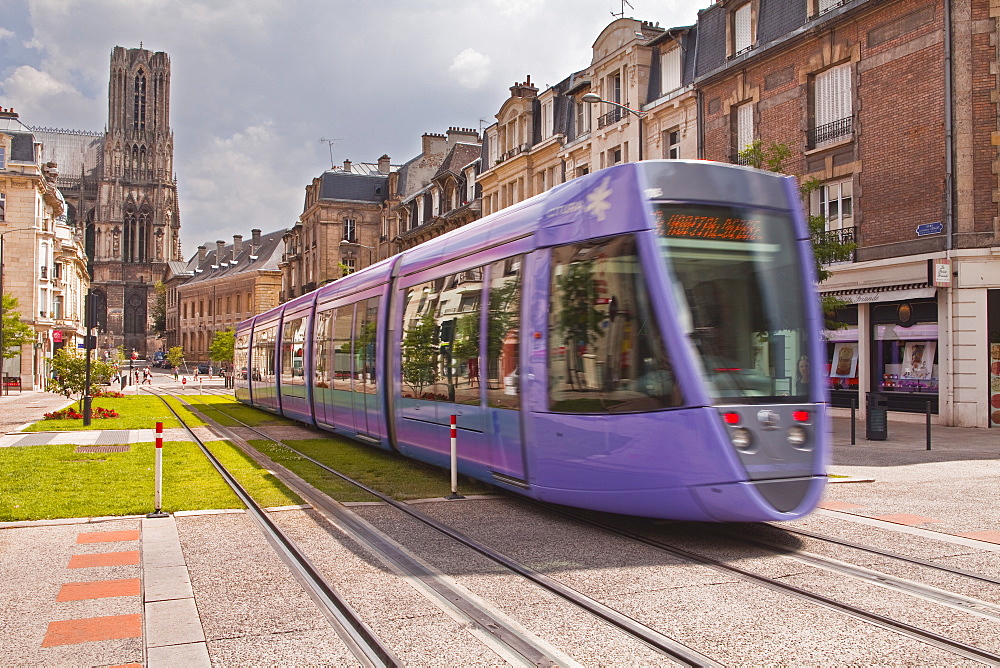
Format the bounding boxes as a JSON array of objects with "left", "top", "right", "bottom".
[
  {"left": 813, "top": 225, "right": 858, "bottom": 263},
  {"left": 596, "top": 107, "right": 623, "bottom": 129},
  {"left": 809, "top": 116, "right": 853, "bottom": 148}
]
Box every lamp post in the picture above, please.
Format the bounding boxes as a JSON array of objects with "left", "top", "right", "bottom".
[
  {"left": 581, "top": 92, "right": 648, "bottom": 161},
  {"left": 0, "top": 227, "right": 37, "bottom": 394},
  {"left": 339, "top": 239, "right": 375, "bottom": 271}
]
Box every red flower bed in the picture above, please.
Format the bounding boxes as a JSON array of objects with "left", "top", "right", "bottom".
[{"left": 43, "top": 406, "right": 120, "bottom": 420}]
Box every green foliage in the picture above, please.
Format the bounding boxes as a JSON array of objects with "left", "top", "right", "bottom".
[
  {"left": 1, "top": 294, "right": 33, "bottom": 360},
  {"left": 738, "top": 139, "right": 792, "bottom": 173},
  {"left": 401, "top": 310, "right": 439, "bottom": 396},
  {"left": 555, "top": 260, "right": 605, "bottom": 351},
  {"left": 46, "top": 348, "right": 120, "bottom": 408},
  {"left": 167, "top": 346, "right": 185, "bottom": 369},
  {"left": 487, "top": 277, "right": 520, "bottom": 364},
  {"left": 209, "top": 329, "right": 235, "bottom": 366},
  {"left": 451, "top": 312, "right": 480, "bottom": 362}
]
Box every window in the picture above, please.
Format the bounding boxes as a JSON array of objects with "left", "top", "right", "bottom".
[
  {"left": 343, "top": 218, "right": 356, "bottom": 242},
  {"left": 236, "top": 294, "right": 241, "bottom": 314},
  {"left": 664, "top": 129, "right": 681, "bottom": 159},
  {"left": 811, "top": 178, "right": 854, "bottom": 232},
  {"left": 1, "top": 192, "right": 7, "bottom": 222},
  {"left": 400, "top": 267, "right": 484, "bottom": 404},
  {"left": 133, "top": 71, "right": 146, "bottom": 131},
  {"left": 734, "top": 103, "right": 754, "bottom": 158},
  {"left": 576, "top": 99, "right": 592, "bottom": 135},
  {"left": 607, "top": 70, "right": 622, "bottom": 103},
  {"left": 343, "top": 258, "right": 356, "bottom": 275},
  {"left": 548, "top": 234, "right": 681, "bottom": 413},
  {"left": 608, "top": 145, "right": 623, "bottom": 166},
  {"left": 540, "top": 99, "right": 552, "bottom": 139},
  {"left": 0, "top": 147, "right": 5, "bottom": 170},
  {"left": 661, "top": 46, "right": 682, "bottom": 93},
  {"left": 733, "top": 3, "right": 753, "bottom": 56},
  {"left": 487, "top": 256, "right": 522, "bottom": 409},
  {"left": 818, "top": 0, "right": 848, "bottom": 14},
  {"left": 812, "top": 63, "right": 852, "bottom": 146},
  {"left": 281, "top": 316, "right": 307, "bottom": 386}
]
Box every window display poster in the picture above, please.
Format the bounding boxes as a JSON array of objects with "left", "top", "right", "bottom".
[
  {"left": 830, "top": 342, "right": 858, "bottom": 378},
  {"left": 991, "top": 344, "right": 1000, "bottom": 427},
  {"left": 902, "top": 341, "right": 934, "bottom": 379}
]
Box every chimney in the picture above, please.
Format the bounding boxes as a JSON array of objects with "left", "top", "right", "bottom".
[
  {"left": 233, "top": 234, "right": 243, "bottom": 255},
  {"left": 197, "top": 245, "right": 207, "bottom": 264},
  {"left": 447, "top": 127, "right": 480, "bottom": 145},
  {"left": 216, "top": 240, "right": 226, "bottom": 264},
  {"left": 421, "top": 132, "right": 446, "bottom": 156},
  {"left": 251, "top": 228, "right": 261, "bottom": 248},
  {"left": 509, "top": 75, "right": 538, "bottom": 99},
  {"left": 343, "top": 159, "right": 352, "bottom": 172},
  {"left": 378, "top": 154, "right": 391, "bottom": 174}
]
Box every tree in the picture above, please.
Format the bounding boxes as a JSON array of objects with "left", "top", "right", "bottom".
[
  {"left": 151, "top": 281, "right": 167, "bottom": 334},
  {"left": 555, "top": 260, "right": 605, "bottom": 388},
  {"left": 46, "top": 348, "right": 119, "bottom": 409},
  {"left": 167, "top": 346, "right": 185, "bottom": 370},
  {"left": 1, "top": 294, "right": 33, "bottom": 367},
  {"left": 209, "top": 329, "right": 235, "bottom": 370}
]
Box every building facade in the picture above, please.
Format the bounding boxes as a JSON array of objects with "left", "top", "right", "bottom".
[
  {"left": 175, "top": 229, "right": 283, "bottom": 366},
  {"left": 0, "top": 108, "right": 90, "bottom": 389}
]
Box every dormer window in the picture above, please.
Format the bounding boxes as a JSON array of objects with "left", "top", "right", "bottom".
[
  {"left": 732, "top": 3, "right": 753, "bottom": 57},
  {"left": 661, "top": 46, "right": 682, "bottom": 94}
]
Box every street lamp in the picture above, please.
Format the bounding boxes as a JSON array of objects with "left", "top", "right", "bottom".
[
  {"left": 339, "top": 239, "right": 375, "bottom": 270},
  {"left": 0, "top": 227, "right": 37, "bottom": 394},
  {"left": 581, "top": 92, "right": 648, "bottom": 161}
]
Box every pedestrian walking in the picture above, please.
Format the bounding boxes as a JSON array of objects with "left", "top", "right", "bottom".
[
  {"left": 142, "top": 367, "right": 152, "bottom": 385},
  {"left": 193, "top": 367, "right": 200, "bottom": 381}
]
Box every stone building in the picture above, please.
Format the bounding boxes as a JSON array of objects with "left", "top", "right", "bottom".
[
  {"left": 33, "top": 45, "right": 182, "bottom": 360},
  {"left": 174, "top": 229, "right": 284, "bottom": 366},
  {"left": 0, "top": 108, "right": 90, "bottom": 388}
]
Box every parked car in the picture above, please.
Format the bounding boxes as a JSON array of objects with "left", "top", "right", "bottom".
[{"left": 197, "top": 363, "right": 210, "bottom": 374}]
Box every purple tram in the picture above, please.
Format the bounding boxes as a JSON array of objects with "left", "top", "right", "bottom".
[{"left": 235, "top": 160, "right": 828, "bottom": 521}]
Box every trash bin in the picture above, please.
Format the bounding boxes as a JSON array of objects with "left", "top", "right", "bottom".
[{"left": 866, "top": 392, "right": 888, "bottom": 441}]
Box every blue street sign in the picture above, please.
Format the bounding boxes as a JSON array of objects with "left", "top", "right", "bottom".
[{"left": 916, "top": 222, "right": 944, "bottom": 236}]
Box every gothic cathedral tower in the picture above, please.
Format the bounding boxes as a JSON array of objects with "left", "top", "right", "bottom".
[{"left": 91, "top": 46, "right": 181, "bottom": 357}]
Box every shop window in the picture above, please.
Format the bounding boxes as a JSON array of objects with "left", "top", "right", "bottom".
[{"left": 871, "top": 300, "right": 939, "bottom": 413}]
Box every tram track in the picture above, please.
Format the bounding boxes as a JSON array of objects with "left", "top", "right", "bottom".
[
  {"left": 157, "top": 387, "right": 1000, "bottom": 665},
  {"left": 149, "top": 387, "right": 719, "bottom": 667}
]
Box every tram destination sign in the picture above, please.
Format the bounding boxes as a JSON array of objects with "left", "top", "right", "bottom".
[
  {"left": 916, "top": 222, "right": 943, "bottom": 236},
  {"left": 659, "top": 213, "right": 763, "bottom": 242}
]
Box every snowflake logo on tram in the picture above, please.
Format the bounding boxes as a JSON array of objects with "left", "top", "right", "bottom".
[{"left": 585, "top": 177, "right": 613, "bottom": 221}]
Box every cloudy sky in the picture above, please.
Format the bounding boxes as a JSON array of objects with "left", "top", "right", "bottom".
[{"left": 1, "top": 0, "right": 703, "bottom": 257}]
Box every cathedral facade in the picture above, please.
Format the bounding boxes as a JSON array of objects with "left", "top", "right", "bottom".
[{"left": 37, "top": 45, "right": 181, "bottom": 358}]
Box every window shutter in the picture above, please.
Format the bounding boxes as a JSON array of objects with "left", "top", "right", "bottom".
[
  {"left": 815, "top": 63, "right": 851, "bottom": 128},
  {"left": 661, "top": 47, "right": 681, "bottom": 93},
  {"left": 735, "top": 4, "right": 752, "bottom": 53},
  {"left": 737, "top": 103, "right": 754, "bottom": 152}
]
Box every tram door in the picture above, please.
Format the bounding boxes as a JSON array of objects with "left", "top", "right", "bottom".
[
  {"left": 484, "top": 256, "right": 526, "bottom": 481},
  {"left": 351, "top": 297, "right": 382, "bottom": 440}
]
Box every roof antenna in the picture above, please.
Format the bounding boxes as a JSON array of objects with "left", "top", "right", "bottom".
[
  {"left": 319, "top": 137, "right": 341, "bottom": 169},
  {"left": 611, "top": 0, "right": 634, "bottom": 19}
]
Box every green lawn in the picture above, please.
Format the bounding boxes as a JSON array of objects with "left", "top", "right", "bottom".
[
  {"left": 0, "top": 439, "right": 302, "bottom": 522},
  {"left": 24, "top": 395, "right": 207, "bottom": 431}
]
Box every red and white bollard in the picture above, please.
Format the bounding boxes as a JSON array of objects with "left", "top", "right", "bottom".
[
  {"left": 447, "top": 414, "right": 464, "bottom": 499},
  {"left": 147, "top": 422, "right": 169, "bottom": 518}
]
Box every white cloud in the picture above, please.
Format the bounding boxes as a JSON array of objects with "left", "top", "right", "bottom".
[
  {"left": 490, "top": 0, "right": 541, "bottom": 17},
  {"left": 0, "top": 66, "right": 102, "bottom": 127},
  {"left": 0, "top": 27, "right": 14, "bottom": 40},
  {"left": 449, "top": 48, "right": 492, "bottom": 89}
]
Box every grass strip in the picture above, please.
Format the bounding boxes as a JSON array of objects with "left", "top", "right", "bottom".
[
  {"left": 24, "top": 396, "right": 186, "bottom": 431},
  {"left": 250, "top": 437, "right": 496, "bottom": 503},
  {"left": 0, "top": 439, "right": 301, "bottom": 522}
]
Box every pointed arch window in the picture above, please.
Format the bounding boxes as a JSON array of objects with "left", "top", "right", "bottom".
[{"left": 133, "top": 70, "right": 147, "bottom": 131}]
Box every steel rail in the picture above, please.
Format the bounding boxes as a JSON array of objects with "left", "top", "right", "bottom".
[
  {"left": 538, "top": 505, "right": 1000, "bottom": 666},
  {"left": 145, "top": 390, "right": 400, "bottom": 668},
  {"left": 173, "top": 389, "right": 721, "bottom": 668}
]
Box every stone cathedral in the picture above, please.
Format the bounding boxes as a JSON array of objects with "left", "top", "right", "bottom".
[{"left": 37, "top": 45, "right": 182, "bottom": 357}]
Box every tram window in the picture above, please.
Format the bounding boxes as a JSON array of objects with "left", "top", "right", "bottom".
[
  {"left": 252, "top": 325, "right": 277, "bottom": 382},
  {"left": 487, "top": 256, "right": 522, "bottom": 410},
  {"left": 354, "top": 297, "right": 379, "bottom": 394},
  {"left": 281, "top": 316, "right": 307, "bottom": 385},
  {"left": 548, "top": 235, "right": 681, "bottom": 413},
  {"left": 332, "top": 304, "right": 354, "bottom": 391},
  {"left": 234, "top": 333, "right": 249, "bottom": 380},
  {"left": 401, "top": 268, "right": 483, "bottom": 404},
  {"left": 313, "top": 309, "right": 334, "bottom": 388}
]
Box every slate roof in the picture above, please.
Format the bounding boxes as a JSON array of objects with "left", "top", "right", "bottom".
[
  {"left": 694, "top": 4, "right": 726, "bottom": 78},
  {"left": 318, "top": 171, "right": 388, "bottom": 203},
  {"left": 758, "top": 0, "right": 809, "bottom": 45},
  {"left": 183, "top": 228, "right": 286, "bottom": 285},
  {"left": 433, "top": 143, "right": 481, "bottom": 181}
]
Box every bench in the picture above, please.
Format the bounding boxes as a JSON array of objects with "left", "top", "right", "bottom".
[{"left": 3, "top": 376, "right": 21, "bottom": 393}]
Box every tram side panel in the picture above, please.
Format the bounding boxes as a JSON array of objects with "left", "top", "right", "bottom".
[
  {"left": 249, "top": 314, "right": 281, "bottom": 414},
  {"left": 277, "top": 302, "right": 315, "bottom": 425},
  {"left": 234, "top": 325, "right": 251, "bottom": 403}
]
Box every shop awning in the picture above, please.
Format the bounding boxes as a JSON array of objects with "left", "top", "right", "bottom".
[{"left": 820, "top": 282, "right": 936, "bottom": 304}]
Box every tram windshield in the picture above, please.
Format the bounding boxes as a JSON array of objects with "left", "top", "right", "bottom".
[{"left": 654, "top": 203, "right": 812, "bottom": 405}]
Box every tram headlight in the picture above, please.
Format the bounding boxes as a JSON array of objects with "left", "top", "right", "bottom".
[
  {"left": 787, "top": 425, "right": 810, "bottom": 449},
  {"left": 731, "top": 427, "right": 753, "bottom": 451}
]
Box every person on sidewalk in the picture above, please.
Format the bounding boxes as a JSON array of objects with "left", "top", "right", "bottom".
[{"left": 142, "top": 367, "right": 152, "bottom": 385}]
